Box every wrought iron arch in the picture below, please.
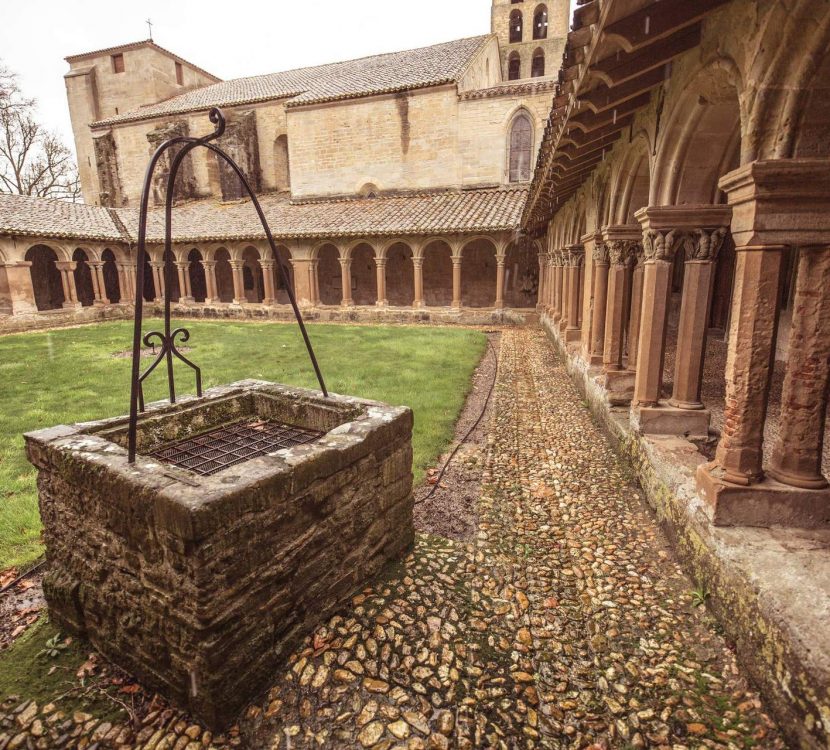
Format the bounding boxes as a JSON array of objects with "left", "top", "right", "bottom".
[{"left": 128, "top": 108, "right": 328, "bottom": 462}]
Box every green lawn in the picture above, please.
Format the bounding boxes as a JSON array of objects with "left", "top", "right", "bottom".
[{"left": 0, "top": 320, "right": 486, "bottom": 570}]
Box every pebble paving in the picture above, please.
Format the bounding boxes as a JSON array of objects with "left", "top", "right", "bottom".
[
  {"left": 0, "top": 328, "right": 785, "bottom": 749},
  {"left": 241, "top": 328, "right": 783, "bottom": 749}
]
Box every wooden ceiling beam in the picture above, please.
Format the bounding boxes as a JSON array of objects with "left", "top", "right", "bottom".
[{"left": 579, "top": 66, "right": 665, "bottom": 113}]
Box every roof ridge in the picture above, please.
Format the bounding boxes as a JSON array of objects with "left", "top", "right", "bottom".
[{"left": 65, "top": 39, "right": 220, "bottom": 82}]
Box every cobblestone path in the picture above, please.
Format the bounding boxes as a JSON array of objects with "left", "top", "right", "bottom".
[{"left": 241, "top": 328, "right": 782, "bottom": 749}]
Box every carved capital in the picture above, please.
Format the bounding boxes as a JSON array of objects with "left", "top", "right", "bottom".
[
  {"left": 608, "top": 240, "right": 634, "bottom": 266},
  {"left": 685, "top": 227, "right": 728, "bottom": 262},
  {"left": 643, "top": 230, "right": 682, "bottom": 262},
  {"left": 568, "top": 247, "right": 585, "bottom": 267},
  {"left": 592, "top": 242, "right": 610, "bottom": 265}
]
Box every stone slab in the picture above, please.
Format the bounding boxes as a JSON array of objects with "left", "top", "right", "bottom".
[
  {"left": 697, "top": 461, "right": 830, "bottom": 529},
  {"left": 632, "top": 403, "right": 711, "bottom": 440}
]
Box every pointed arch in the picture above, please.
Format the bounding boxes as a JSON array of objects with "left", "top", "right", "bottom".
[{"left": 507, "top": 109, "right": 534, "bottom": 183}]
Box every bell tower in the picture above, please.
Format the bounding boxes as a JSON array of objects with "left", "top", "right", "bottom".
[{"left": 491, "top": 0, "right": 570, "bottom": 82}]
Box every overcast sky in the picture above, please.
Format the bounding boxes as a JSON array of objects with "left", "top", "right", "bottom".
[{"left": 3, "top": 0, "right": 577, "bottom": 159}]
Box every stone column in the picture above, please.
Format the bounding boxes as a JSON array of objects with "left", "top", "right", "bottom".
[
  {"left": 340, "top": 258, "right": 354, "bottom": 306},
  {"left": 668, "top": 228, "right": 727, "bottom": 411},
  {"left": 309, "top": 260, "right": 320, "bottom": 305},
  {"left": 88, "top": 261, "right": 107, "bottom": 304},
  {"left": 495, "top": 254, "right": 506, "bottom": 309},
  {"left": 116, "top": 263, "right": 129, "bottom": 303},
  {"left": 413, "top": 256, "right": 424, "bottom": 308},
  {"left": 536, "top": 252, "right": 547, "bottom": 311},
  {"left": 55, "top": 261, "right": 81, "bottom": 308},
  {"left": 451, "top": 255, "right": 462, "bottom": 309},
  {"left": 559, "top": 252, "right": 570, "bottom": 331},
  {"left": 175, "top": 262, "right": 194, "bottom": 303},
  {"left": 260, "top": 260, "right": 276, "bottom": 305},
  {"left": 716, "top": 246, "right": 785, "bottom": 477},
  {"left": 588, "top": 242, "right": 609, "bottom": 366},
  {"left": 229, "top": 260, "right": 246, "bottom": 304},
  {"left": 602, "top": 240, "right": 634, "bottom": 372},
  {"left": 4, "top": 262, "right": 38, "bottom": 314},
  {"left": 626, "top": 248, "right": 645, "bottom": 372},
  {"left": 290, "top": 259, "right": 315, "bottom": 307},
  {"left": 552, "top": 254, "right": 563, "bottom": 321},
  {"left": 375, "top": 257, "right": 387, "bottom": 306},
  {"left": 565, "top": 245, "right": 584, "bottom": 343},
  {"left": 631, "top": 229, "right": 678, "bottom": 409},
  {"left": 150, "top": 261, "right": 165, "bottom": 302},
  {"left": 203, "top": 261, "right": 218, "bottom": 303},
  {"left": 767, "top": 246, "right": 830, "bottom": 489}
]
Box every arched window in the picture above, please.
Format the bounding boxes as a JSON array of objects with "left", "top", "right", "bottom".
[
  {"left": 508, "top": 52, "right": 521, "bottom": 81},
  {"left": 531, "top": 49, "right": 545, "bottom": 78},
  {"left": 533, "top": 5, "right": 548, "bottom": 40},
  {"left": 509, "top": 114, "right": 533, "bottom": 183},
  {"left": 509, "top": 10, "right": 523, "bottom": 43}
]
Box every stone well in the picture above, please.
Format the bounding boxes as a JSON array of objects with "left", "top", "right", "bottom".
[{"left": 25, "top": 380, "right": 414, "bottom": 728}]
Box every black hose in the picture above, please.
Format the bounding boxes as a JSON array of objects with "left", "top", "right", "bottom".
[
  {"left": 0, "top": 559, "right": 46, "bottom": 596},
  {"left": 417, "top": 336, "right": 499, "bottom": 505}
]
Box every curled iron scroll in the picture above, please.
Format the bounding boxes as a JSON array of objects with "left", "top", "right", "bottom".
[{"left": 128, "top": 107, "right": 328, "bottom": 463}]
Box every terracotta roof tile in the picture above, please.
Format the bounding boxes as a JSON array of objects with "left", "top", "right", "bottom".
[
  {"left": 0, "top": 187, "right": 527, "bottom": 244},
  {"left": 91, "top": 36, "right": 492, "bottom": 127},
  {"left": 0, "top": 194, "right": 125, "bottom": 242}
]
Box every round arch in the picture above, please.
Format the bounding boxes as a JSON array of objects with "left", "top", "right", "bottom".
[
  {"left": 461, "top": 237, "right": 497, "bottom": 308},
  {"left": 187, "top": 248, "right": 207, "bottom": 303},
  {"left": 214, "top": 248, "right": 234, "bottom": 302},
  {"left": 101, "top": 248, "right": 121, "bottom": 304},
  {"left": 316, "top": 243, "right": 341, "bottom": 305},
  {"left": 422, "top": 239, "right": 453, "bottom": 306},
  {"left": 241, "top": 246, "right": 264, "bottom": 303},
  {"left": 72, "top": 248, "right": 95, "bottom": 307},
  {"left": 350, "top": 242, "right": 377, "bottom": 305},
  {"left": 386, "top": 242, "right": 414, "bottom": 306},
  {"left": 272, "top": 244, "right": 294, "bottom": 304},
  {"left": 25, "top": 245, "right": 64, "bottom": 311}
]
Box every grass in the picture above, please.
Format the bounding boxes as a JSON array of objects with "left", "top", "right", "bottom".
[{"left": 0, "top": 319, "right": 486, "bottom": 569}]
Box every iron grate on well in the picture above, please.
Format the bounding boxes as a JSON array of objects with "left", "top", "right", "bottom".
[{"left": 148, "top": 419, "right": 325, "bottom": 476}]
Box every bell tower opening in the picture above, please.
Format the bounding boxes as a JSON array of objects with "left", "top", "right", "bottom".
[{"left": 491, "top": 0, "right": 569, "bottom": 82}]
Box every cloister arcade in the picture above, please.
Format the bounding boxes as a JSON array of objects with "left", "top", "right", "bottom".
[
  {"left": 529, "top": 0, "right": 830, "bottom": 532},
  {"left": 0, "top": 233, "right": 541, "bottom": 319}
]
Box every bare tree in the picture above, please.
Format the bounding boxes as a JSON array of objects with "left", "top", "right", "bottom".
[{"left": 0, "top": 60, "right": 80, "bottom": 202}]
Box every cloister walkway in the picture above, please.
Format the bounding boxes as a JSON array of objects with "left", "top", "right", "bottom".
[{"left": 239, "top": 328, "right": 782, "bottom": 749}]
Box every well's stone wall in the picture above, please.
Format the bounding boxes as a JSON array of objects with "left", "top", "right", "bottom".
[{"left": 25, "top": 381, "right": 414, "bottom": 728}]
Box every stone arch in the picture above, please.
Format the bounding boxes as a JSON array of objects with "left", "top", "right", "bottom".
[
  {"left": 792, "top": 45, "right": 830, "bottom": 158},
  {"left": 507, "top": 109, "right": 534, "bottom": 183},
  {"left": 274, "top": 134, "right": 290, "bottom": 191},
  {"left": 503, "top": 238, "right": 539, "bottom": 308},
  {"left": 272, "top": 244, "right": 294, "bottom": 304},
  {"left": 101, "top": 248, "right": 121, "bottom": 303},
  {"left": 612, "top": 136, "right": 651, "bottom": 224},
  {"left": 188, "top": 248, "right": 207, "bottom": 303},
  {"left": 742, "top": 0, "right": 830, "bottom": 160},
  {"left": 509, "top": 9, "right": 523, "bottom": 43},
  {"left": 25, "top": 245, "right": 64, "bottom": 311},
  {"left": 162, "top": 248, "right": 181, "bottom": 302},
  {"left": 385, "top": 242, "right": 414, "bottom": 306},
  {"left": 72, "top": 248, "right": 95, "bottom": 307},
  {"left": 214, "top": 248, "right": 234, "bottom": 302},
  {"left": 422, "top": 239, "right": 453, "bottom": 307},
  {"left": 316, "top": 243, "right": 340, "bottom": 305},
  {"left": 531, "top": 48, "right": 545, "bottom": 78},
  {"left": 461, "top": 237, "right": 497, "bottom": 308},
  {"left": 140, "top": 253, "right": 155, "bottom": 302},
  {"left": 654, "top": 63, "right": 741, "bottom": 206},
  {"left": 508, "top": 51, "right": 521, "bottom": 81},
  {"left": 350, "top": 242, "right": 377, "bottom": 305},
  {"left": 241, "top": 246, "right": 264, "bottom": 303},
  {"left": 533, "top": 4, "right": 548, "bottom": 40}
]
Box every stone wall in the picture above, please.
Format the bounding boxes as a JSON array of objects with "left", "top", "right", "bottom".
[{"left": 26, "top": 382, "right": 415, "bottom": 728}]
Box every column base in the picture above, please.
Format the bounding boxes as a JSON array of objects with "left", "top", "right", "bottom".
[
  {"left": 603, "top": 369, "right": 636, "bottom": 406},
  {"left": 697, "top": 461, "right": 830, "bottom": 528},
  {"left": 341, "top": 300, "right": 354, "bottom": 308},
  {"left": 565, "top": 327, "right": 581, "bottom": 344},
  {"left": 631, "top": 402, "right": 711, "bottom": 439},
  {"left": 588, "top": 353, "right": 604, "bottom": 366},
  {"left": 62, "top": 302, "right": 82, "bottom": 310},
  {"left": 375, "top": 300, "right": 388, "bottom": 308},
  {"left": 179, "top": 296, "right": 195, "bottom": 304}
]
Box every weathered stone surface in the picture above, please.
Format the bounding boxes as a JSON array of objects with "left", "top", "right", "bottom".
[{"left": 25, "top": 380, "right": 414, "bottom": 730}]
